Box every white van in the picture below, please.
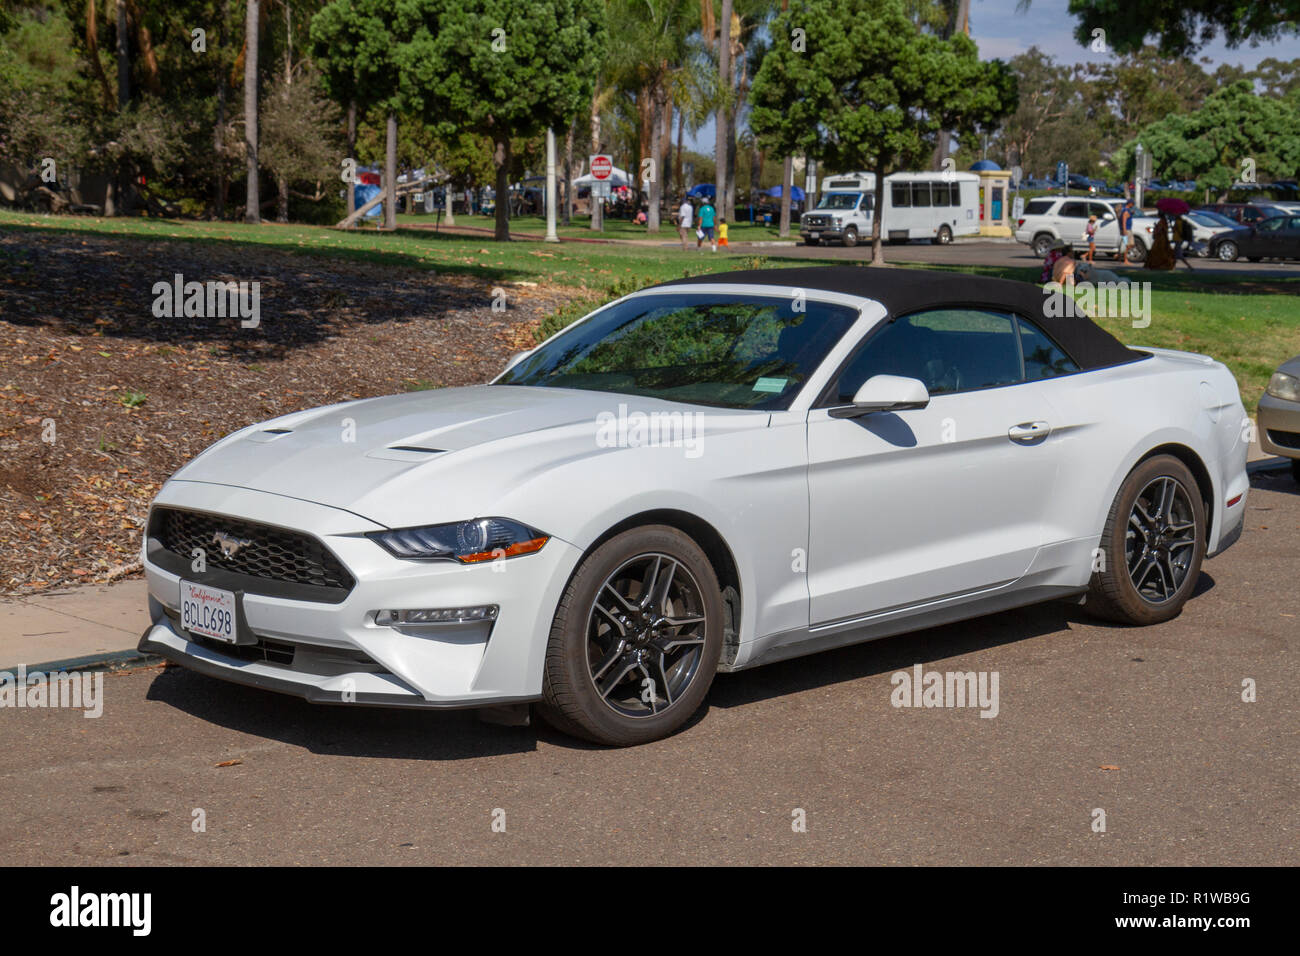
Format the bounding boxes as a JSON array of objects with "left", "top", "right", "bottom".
[{"left": 799, "top": 171, "right": 980, "bottom": 247}]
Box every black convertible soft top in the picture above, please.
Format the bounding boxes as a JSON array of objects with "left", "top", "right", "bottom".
[{"left": 658, "top": 265, "right": 1145, "bottom": 371}]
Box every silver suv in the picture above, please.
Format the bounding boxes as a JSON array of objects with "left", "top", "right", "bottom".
[{"left": 1015, "top": 196, "right": 1122, "bottom": 257}]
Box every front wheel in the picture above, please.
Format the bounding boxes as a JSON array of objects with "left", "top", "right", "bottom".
[
  {"left": 1216, "top": 240, "right": 1239, "bottom": 261},
  {"left": 537, "top": 526, "right": 724, "bottom": 746},
  {"left": 1085, "top": 455, "right": 1206, "bottom": 625},
  {"left": 842, "top": 226, "right": 859, "bottom": 248}
]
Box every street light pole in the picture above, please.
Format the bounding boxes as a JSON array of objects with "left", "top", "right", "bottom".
[{"left": 1134, "top": 143, "right": 1145, "bottom": 210}]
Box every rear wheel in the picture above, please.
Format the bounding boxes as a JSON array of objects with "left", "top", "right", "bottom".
[
  {"left": 1126, "top": 239, "right": 1148, "bottom": 262},
  {"left": 1031, "top": 233, "right": 1054, "bottom": 257},
  {"left": 1085, "top": 455, "right": 1206, "bottom": 625},
  {"left": 537, "top": 526, "right": 724, "bottom": 746},
  {"left": 933, "top": 224, "right": 953, "bottom": 245}
]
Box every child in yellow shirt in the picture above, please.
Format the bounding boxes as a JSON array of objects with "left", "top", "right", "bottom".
[{"left": 717, "top": 219, "right": 729, "bottom": 247}]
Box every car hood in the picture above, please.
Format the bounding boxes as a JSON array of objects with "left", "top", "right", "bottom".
[{"left": 172, "top": 385, "right": 768, "bottom": 525}]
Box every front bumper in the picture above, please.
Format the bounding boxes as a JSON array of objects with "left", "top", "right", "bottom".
[
  {"left": 1257, "top": 393, "right": 1300, "bottom": 461},
  {"left": 139, "top": 481, "right": 583, "bottom": 709}
]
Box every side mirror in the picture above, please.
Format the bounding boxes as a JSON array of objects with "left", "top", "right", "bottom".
[
  {"left": 503, "top": 350, "right": 531, "bottom": 373},
  {"left": 1102, "top": 212, "right": 1115, "bottom": 221},
  {"left": 829, "top": 374, "right": 930, "bottom": 418}
]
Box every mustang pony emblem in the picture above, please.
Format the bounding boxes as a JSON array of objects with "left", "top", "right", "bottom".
[{"left": 212, "top": 531, "right": 252, "bottom": 559}]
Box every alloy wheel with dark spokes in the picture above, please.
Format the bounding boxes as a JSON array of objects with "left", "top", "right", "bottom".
[
  {"left": 586, "top": 553, "right": 708, "bottom": 719},
  {"left": 1125, "top": 476, "right": 1198, "bottom": 605}
]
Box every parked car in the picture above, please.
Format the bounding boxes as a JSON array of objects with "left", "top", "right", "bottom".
[
  {"left": 1126, "top": 211, "right": 1238, "bottom": 260},
  {"left": 137, "top": 267, "right": 1250, "bottom": 745},
  {"left": 1199, "top": 202, "right": 1288, "bottom": 226},
  {"left": 1206, "top": 214, "right": 1300, "bottom": 262},
  {"left": 1014, "top": 195, "right": 1122, "bottom": 256},
  {"left": 1258, "top": 355, "right": 1300, "bottom": 484}
]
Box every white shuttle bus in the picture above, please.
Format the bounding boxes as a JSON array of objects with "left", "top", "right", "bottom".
[{"left": 798, "top": 171, "right": 980, "bottom": 247}]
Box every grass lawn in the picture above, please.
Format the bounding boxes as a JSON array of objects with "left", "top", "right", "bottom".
[
  {"left": 3, "top": 209, "right": 1296, "bottom": 413},
  {"left": 395, "top": 211, "right": 787, "bottom": 242}
]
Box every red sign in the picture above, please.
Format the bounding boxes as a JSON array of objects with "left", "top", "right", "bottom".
[{"left": 590, "top": 155, "right": 613, "bottom": 180}]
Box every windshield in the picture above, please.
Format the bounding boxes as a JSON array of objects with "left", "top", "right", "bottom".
[
  {"left": 1188, "top": 211, "right": 1234, "bottom": 228},
  {"left": 495, "top": 292, "right": 860, "bottom": 410},
  {"left": 816, "top": 193, "right": 862, "bottom": 210}
]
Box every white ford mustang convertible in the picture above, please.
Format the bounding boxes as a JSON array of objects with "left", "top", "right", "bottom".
[{"left": 139, "top": 267, "right": 1249, "bottom": 745}]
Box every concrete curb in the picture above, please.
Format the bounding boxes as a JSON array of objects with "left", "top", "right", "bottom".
[{"left": 0, "top": 646, "right": 160, "bottom": 681}]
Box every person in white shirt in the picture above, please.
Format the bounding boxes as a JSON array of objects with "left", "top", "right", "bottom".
[{"left": 677, "top": 198, "right": 693, "bottom": 250}]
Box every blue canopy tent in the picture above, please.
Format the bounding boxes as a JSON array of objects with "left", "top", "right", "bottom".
[
  {"left": 686, "top": 183, "right": 716, "bottom": 199},
  {"left": 765, "top": 184, "right": 805, "bottom": 201}
]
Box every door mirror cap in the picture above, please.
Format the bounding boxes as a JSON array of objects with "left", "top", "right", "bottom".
[{"left": 829, "top": 374, "right": 931, "bottom": 418}]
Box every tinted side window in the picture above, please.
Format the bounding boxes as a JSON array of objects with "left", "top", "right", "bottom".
[
  {"left": 912, "top": 183, "right": 931, "bottom": 207},
  {"left": 1018, "top": 317, "right": 1079, "bottom": 380},
  {"left": 831, "top": 309, "right": 1021, "bottom": 402},
  {"left": 892, "top": 182, "right": 911, "bottom": 207},
  {"left": 1059, "top": 202, "right": 1088, "bottom": 218},
  {"left": 1024, "top": 199, "right": 1054, "bottom": 215}
]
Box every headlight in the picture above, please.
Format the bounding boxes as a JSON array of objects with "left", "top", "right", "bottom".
[
  {"left": 833, "top": 217, "right": 843, "bottom": 227},
  {"left": 1266, "top": 371, "right": 1300, "bottom": 403},
  {"left": 368, "top": 517, "right": 548, "bottom": 563}
]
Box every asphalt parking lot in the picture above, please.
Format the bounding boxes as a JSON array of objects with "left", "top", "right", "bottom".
[{"left": 2, "top": 466, "right": 1296, "bottom": 867}]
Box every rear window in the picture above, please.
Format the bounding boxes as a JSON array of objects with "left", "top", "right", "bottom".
[{"left": 1024, "top": 199, "right": 1054, "bottom": 216}]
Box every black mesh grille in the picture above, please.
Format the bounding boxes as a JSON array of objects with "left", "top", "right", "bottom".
[{"left": 152, "top": 508, "right": 354, "bottom": 592}]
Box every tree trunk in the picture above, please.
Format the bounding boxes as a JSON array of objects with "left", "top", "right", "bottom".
[
  {"left": 779, "top": 155, "right": 793, "bottom": 236},
  {"left": 346, "top": 99, "right": 356, "bottom": 216},
  {"left": 675, "top": 108, "right": 685, "bottom": 195},
  {"left": 590, "top": 89, "right": 602, "bottom": 231},
  {"left": 445, "top": 178, "right": 455, "bottom": 225},
  {"left": 115, "top": 1, "right": 129, "bottom": 109},
  {"left": 662, "top": 98, "right": 674, "bottom": 199},
  {"left": 563, "top": 121, "right": 574, "bottom": 226},
  {"left": 714, "top": 0, "right": 732, "bottom": 224},
  {"left": 243, "top": 0, "right": 260, "bottom": 224},
  {"left": 384, "top": 110, "right": 397, "bottom": 230},
  {"left": 214, "top": 59, "right": 227, "bottom": 218},
  {"left": 276, "top": 7, "right": 291, "bottom": 224},
  {"left": 647, "top": 87, "right": 664, "bottom": 232},
  {"left": 85, "top": 1, "right": 116, "bottom": 111},
  {"left": 871, "top": 162, "right": 887, "bottom": 266},
  {"left": 493, "top": 136, "right": 512, "bottom": 241}
]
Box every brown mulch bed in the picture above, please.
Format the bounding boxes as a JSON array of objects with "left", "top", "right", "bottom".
[{"left": 0, "top": 228, "right": 577, "bottom": 595}]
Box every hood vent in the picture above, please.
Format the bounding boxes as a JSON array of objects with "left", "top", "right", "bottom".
[
  {"left": 247, "top": 427, "right": 294, "bottom": 443},
  {"left": 366, "top": 445, "right": 448, "bottom": 462}
]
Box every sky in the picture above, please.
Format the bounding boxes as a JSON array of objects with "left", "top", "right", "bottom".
[{"left": 682, "top": 0, "right": 1299, "bottom": 153}]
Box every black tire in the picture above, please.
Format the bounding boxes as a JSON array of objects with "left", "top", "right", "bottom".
[
  {"left": 1085, "top": 455, "right": 1206, "bottom": 626},
  {"left": 1216, "top": 240, "right": 1239, "bottom": 262},
  {"left": 842, "top": 226, "right": 859, "bottom": 248},
  {"left": 537, "top": 525, "right": 724, "bottom": 746},
  {"left": 1031, "top": 233, "right": 1054, "bottom": 257},
  {"left": 1292, "top": 458, "right": 1300, "bottom": 485},
  {"left": 933, "top": 225, "right": 953, "bottom": 245},
  {"left": 803, "top": 237, "right": 820, "bottom": 246},
  {"left": 1126, "top": 239, "right": 1147, "bottom": 263}
]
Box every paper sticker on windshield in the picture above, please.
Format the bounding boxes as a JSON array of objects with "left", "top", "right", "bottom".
[{"left": 753, "top": 377, "right": 788, "bottom": 393}]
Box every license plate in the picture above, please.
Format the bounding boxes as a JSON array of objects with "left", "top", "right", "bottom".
[
  {"left": 180, "top": 581, "right": 237, "bottom": 643},
  {"left": 808, "top": 231, "right": 819, "bottom": 239}
]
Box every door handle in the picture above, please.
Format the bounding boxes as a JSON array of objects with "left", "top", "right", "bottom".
[{"left": 1008, "top": 421, "right": 1051, "bottom": 443}]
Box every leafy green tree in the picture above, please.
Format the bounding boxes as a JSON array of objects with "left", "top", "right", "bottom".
[
  {"left": 394, "top": 0, "right": 607, "bottom": 240},
  {"left": 750, "top": 0, "right": 1015, "bottom": 263},
  {"left": 1066, "top": 0, "right": 1300, "bottom": 57},
  {"left": 1117, "top": 80, "right": 1300, "bottom": 197}
]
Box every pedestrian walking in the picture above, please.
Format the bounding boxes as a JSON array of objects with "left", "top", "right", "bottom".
[{"left": 677, "top": 196, "right": 693, "bottom": 251}]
